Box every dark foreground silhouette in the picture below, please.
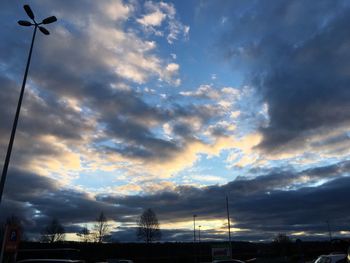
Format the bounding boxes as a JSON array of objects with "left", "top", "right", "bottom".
[{"left": 12, "top": 239, "right": 350, "bottom": 263}]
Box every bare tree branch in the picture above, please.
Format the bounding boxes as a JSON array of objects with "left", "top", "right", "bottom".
[
  {"left": 93, "top": 212, "right": 110, "bottom": 243},
  {"left": 41, "top": 218, "right": 65, "bottom": 243},
  {"left": 76, "top": 225, "right": 92, "bottom": 242},
  {"left": 137, "top": 208, "right": 161, "bottom": 243}
]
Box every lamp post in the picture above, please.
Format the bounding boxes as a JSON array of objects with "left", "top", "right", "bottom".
[
  {"left": 226, "top": 196, "right": 232, "bottom": 258},
  {"left": 193, "top": 214, "right": 197, "bottom": 242},
  {"left": 198, "top": 225, "right": 201, "bottom": 242},
  {"left": 326, "top": 220, "right": 332, "bottom": 242},
  {"left": 193, "top": 214, "right": 197, "bottom": 263},
  {"left": 0, "top": 5, "right": 57, "bottom": 204},
  {"left": 198, "top": 225, "right": 202, "bottom": 263}
]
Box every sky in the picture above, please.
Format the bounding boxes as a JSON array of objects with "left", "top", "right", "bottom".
[{"left": 1, "top": 0, "right": 350, "bottom": 242}]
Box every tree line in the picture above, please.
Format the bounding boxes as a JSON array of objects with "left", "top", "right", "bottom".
[{"left": 1, "top": 208, "right": 161, "bottom": 244}]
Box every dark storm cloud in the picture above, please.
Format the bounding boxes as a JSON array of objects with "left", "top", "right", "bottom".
[
  {"left": 100, "top": 161, "right": 350, "bottom": 240},
  {"left": 215, "top": 0, "right": 350, "bottom": 152},
  {"left": 0, "top": 169, "right": 59, "bottom": 233},
  {"left": 172, "top": 122, "right": 194, "bottom": 138},
  {"left": 2, "top": 160, "right": 350, "bottom": 240},
  {"left": 230, "top": 176, "right": 350, "bottom": 238},
  {"left": 0, "top": 2, "right": 98, "bottom": 166},
  {"left": 0, "top": 169, "right": 140, "bottom": 238},
  {"left": 97, "top": 93, "right": 222, "bottom": 160},
  {"left": 111, "top": 227, "right": 198, "bottom": 242},
  {"left": 0, "top": 73, "right": 94, "bottom": 169},
  {"left": 112, "top": 226, "right": 268, "bottom": 242},
  {"left": 0, "top": 76, "right": 21, "bottom": 134}
]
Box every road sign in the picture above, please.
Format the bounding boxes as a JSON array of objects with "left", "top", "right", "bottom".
[
  {"left": 4, "top": 224, "right": 21, "bottom": 253},
  {"left": 212, "top": 244, "right": 231, "bottom": 260}
]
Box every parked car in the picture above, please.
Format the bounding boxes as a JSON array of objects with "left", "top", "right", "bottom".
[
  {"left": 17, "top": 260, "right": 85, "bottom": 263},
  {"left": 107, "top": 259, "right": 134, "bottom": 263},
  {"left": 314, "top": 253, "right": 347, "bottom": 263},
  {"left": 96, "top": 259, "right": 134, "bottom": 263},
  {"left": 212, "top": 260, "right": 245, "bottom": 263},
  {"left": 17, "top": 248, "right": 81, "bottom": 261}
]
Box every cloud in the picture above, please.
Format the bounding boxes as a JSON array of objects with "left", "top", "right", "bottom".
[
  {"left": 215, "top": 0, "right": 350, "bottom": 156},
  {"left": 4, "top": 0, "right": 350, "bottom": 243},
  {"left": 166, "top": 63, "right": 179, "bottom": 72},
  {"left": 137, "top": 9, "right": 166, "bottom": 27},
  {"left": 167, "top": 21, "right": 190, "bottom": 45},
  {"left": 100, "top": 0, "right": 132, "bottom": 21},
  {"left": 0, "top": 0, "right": 192, "bottom": 184},
  {"left": 136, "top": 1, "right": 189, "bottom": 44},
  {"left": 163, "top": 63, "right": 181, "bottom": 86},
  {"left": 100, "top": 161, "right": 350, "bottom": 241},
  {"left": 2, "top": 159, "right": 350, "bottom": 241},
  {"left": 0, "top": 76, "right": 94, "bottom": 182},
  {"left": 0, "top": 1, "right": 262, "bottom": 196},
  {"left": 180, "top": 84, "right": 221, "bottom": 100},
  {"left": 0, "top": 169, "right": 139, "bottom": 238}
]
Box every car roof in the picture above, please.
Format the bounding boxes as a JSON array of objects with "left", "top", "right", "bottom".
[
  {"left": 324, "top": 254, "right": 346, "bottom": 257},
  {"left": 17, "top": 260, "right": 84, "bottom": 263},
  {"left": 212, "top": 260, "right": 245, "bottom": 263}
]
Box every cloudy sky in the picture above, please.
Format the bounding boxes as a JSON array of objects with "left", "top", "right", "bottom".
[{"left": 1, "top": 0, "right": 350, "bottom": 242}]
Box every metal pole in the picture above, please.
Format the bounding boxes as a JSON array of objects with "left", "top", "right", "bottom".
[
  {"left": 326, "top": 220, "right": 332, "bottom": 242},
  {"left": 193, "top": 215, "right": 196, "bottom": 242},
  {"left": 226, "top": 196, "right": 232, "bottom": 258},
  {"left": 198, "top": 226, "right": 201, "bottom": 242},
  {"left": 198, "top": 226, "right": 201, "bottom": 263},
  {"left": 0, "top": 25, "right": 37, "bottom": 204},
  {"left": 193, "top": 215, "right": 197, "bottom": 263},
  {"left": 0, "top": 225, "right": 9, "bottom": 263}
]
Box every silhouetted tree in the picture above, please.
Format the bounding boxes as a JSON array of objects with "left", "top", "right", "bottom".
[
  {"left": 273, "top": 233, "right": 292, "bottom": 257},
  {"left": 41, "top": 218, "right": 65, "bottom": 243},
  {"left": 274, "top": 233, "right": 291, "bottom": 243},
  {"left": 76, "top": 225, "right": 91, "bottom": 242},
  {"left": 93, "top": 212, "right": 110, "bottom": 243},
  {"left": 137, "top": 208, "right": 161, "bottom": 243}
]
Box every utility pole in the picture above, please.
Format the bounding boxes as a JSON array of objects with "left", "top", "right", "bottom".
[
  {"left": 326, "top": 220, "right": 332, "bottom": 242},
  {"left": 198, "top": 225, "right": 202, "bottom": 263},
  {"left": 193, "top": 214, "right": 197, "bottom": 242},
  {"left": 226, "top": 196, "right": 232, "bottom": 258},
  {"left": 198, "top": 225, "right": 201, "bottom": 242},
  {"left": 193, "top": 214, "right": 197, "bottom": 263}
]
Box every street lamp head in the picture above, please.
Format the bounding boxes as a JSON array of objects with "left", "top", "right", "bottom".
[
  {"left": 24, "top": 5, "right": 35, "bottom": 20},
  {"left": 42, "top": 16, "right": 57, "bottom": 24},
  {"left": 19, "top": 5, "right": 57, "bottom": 35},
  {"left": 39, "top": 26, "right": 50, "bottom": 35},
  {"left": 18, "top": 20, "right": 33, "bottom": 26}
]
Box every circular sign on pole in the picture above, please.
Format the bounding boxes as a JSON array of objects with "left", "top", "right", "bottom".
[{"left": 4, "top": 225, "right": 21, "bottom": 253}]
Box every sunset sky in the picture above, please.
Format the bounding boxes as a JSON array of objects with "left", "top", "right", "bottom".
[{"left": 1, "top": 0, "right": 350, "bottom": 242}]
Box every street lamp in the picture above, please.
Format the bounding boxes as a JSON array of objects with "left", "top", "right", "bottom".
[
  {"left": 226, "top": 196, "right": 232, "bottom": 258},
  {"left": 193, "top": 214, "right": 197, "bottom": 242},
  {"left": 198, "top": 225, "right": 202, "bottom": 263},
  {"left": 193, "top": 214, "right": 198, "bottom": 263},
  {"left": 198, "top": 225, "right": 201, "bottom": 242},
  {"left": 0, "top": 5, "right": 57, "bottom": 204}
]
